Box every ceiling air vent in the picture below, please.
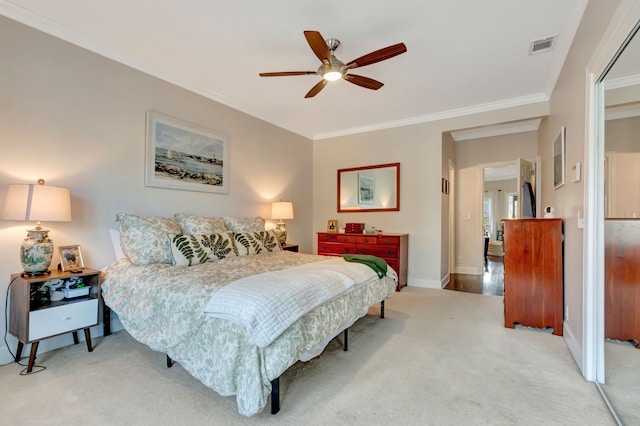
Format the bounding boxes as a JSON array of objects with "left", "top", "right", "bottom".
[{"left": 529, "top": 34, "right": 557, "bottom": 55}]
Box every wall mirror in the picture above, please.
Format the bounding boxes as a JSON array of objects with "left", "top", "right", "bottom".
[{"left": 337, "top": 163, "right": 400, "bottom": 212}]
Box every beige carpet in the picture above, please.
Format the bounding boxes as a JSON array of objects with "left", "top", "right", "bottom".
[{"left": 0, "top": 287, "right": 615, "bottom": 425}]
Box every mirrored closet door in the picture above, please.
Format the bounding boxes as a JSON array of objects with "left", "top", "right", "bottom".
[{"left": 600, "top": 18, "right": 640, "bottom": 426}]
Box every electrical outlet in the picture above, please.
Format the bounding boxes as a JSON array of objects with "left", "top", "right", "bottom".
[{"left": 565, "top": 305, "right": 569, "bottom": 321}]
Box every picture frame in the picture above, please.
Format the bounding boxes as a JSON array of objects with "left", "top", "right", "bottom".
[
  {"left": 145, "top": 110, "right": 230, "bottom": 194},
  {"left": 58, "top": 245, "right": 84, "bottom": 272},
  {"left": 553, "top": 126, "right": 566, "bottom": 190},
  {"left": 358, "top": 173, "right": 375, "bottom": 204},
  {"left": 327, "top": 219, "right": 338, "bottom": 233}
]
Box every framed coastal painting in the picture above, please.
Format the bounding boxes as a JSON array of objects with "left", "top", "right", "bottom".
[
  {"left": 145, "top": 111, "right": 230, "bottom": 194},
  {"left": 553, "top": 126, "right": 565, "bottom": 190}
]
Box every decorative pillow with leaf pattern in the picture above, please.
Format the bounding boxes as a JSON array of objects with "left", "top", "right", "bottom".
[
  {"left": 233, "top": 230, "right": 283, "bottom": 256},
  {"left": 168, "top": 232, "right": 238, "bottom": 266},
  {"left": 175, "top": 213, "right": 228, "bottom": 235}
]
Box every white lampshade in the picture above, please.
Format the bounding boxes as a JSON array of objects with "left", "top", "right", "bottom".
[
  {"left": 270, "top": 201, "right": 294, "bottom": 221},
  {"left": 3, "top": 182, "right": 71, "bottom": 222},
  {"left": 3, "top": 181, "right": 72, "bottom": 276}
]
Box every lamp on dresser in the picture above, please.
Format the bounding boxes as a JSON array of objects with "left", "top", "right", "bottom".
[
  {"left": 2, "top": 179, "right": 71, "bottom": 276},
  {"left": 270, "top": 201, "right": 294, "bottom": 246}
]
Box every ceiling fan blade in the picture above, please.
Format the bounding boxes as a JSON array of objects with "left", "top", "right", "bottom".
[
  {"left": 304, "top": 30, "right": 331, "bottom": 63},
  {"left": 346, "top": 43, "right": 407, "bottom": 69},
  {"left": 343, "top": 74, "right": 384, "bottom": 90},
  {"left": 305, "top": 79, "right": 328, "bottom": 98},
  {"left": 259, "top": 71, "right": 316, "bottom": 77}
]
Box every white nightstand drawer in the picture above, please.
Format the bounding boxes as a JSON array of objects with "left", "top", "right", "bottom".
[{"left": 29, "top": 299, "right": 98, "bottom": 341}]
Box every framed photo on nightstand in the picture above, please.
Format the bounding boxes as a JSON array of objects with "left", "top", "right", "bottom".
[{"left": 58, "top": 245, "right": 85, "bottom": 272}]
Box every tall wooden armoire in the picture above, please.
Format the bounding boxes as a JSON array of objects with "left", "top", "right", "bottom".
[{"left": 502, "top": 219, "right": 563, "bottom": 336}]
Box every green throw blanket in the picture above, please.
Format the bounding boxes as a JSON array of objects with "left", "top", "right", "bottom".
[{"left": 341, "top": 254, "right": 387, "bottom": 278}]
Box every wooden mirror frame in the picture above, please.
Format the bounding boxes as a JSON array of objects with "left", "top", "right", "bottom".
[{"left": 337, "top": 163, "right": 400, "bottom": 213}]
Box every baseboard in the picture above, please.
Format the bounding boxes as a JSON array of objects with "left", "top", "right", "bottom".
[
  {"left": 407, "top": 277, "right": 442, "bottom": 289},
  {"left": 563, "top": 320, "right": 584, "bottom": 374},
  {"left": 440, "top": 273, "right": 450, "bottom": 289},
  {"left": 454, "top": 266, "right": 482, "bottom": 275}
]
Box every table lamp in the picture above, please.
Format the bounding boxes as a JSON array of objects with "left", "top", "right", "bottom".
[
  {"left": 2, "top": 179, "right": 71, "bottom": 276},
  {"left": 270, "top": 201, "right": 294, "bottom": 246}
]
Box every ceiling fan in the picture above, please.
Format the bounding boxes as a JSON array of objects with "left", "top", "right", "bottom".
[{"left": 259, "top": 31, "right": 407, "bottom": 98}]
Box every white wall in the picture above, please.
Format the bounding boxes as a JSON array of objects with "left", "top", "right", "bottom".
[
  {"left": 0, "top": 17, "right": 313, "bottom": 364},
  {"left": 455, "top": 131, "right": 538, "bottom": 169}
]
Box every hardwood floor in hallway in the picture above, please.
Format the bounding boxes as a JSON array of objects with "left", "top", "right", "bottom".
[{"left": 445, "top": 255, "right": 504, "bottom": 296}]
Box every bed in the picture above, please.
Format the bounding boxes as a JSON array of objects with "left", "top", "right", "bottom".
[{"left": 101, "top": 213, "right": 397, "bottom": 416}]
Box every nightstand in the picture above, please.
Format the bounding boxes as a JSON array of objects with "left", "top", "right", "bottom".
[
  {"left": 282, "top": 244, "right": 299, "bottom": 252},
  {"left": 9, "top": 268, "right": 101, "bottom": 372}
]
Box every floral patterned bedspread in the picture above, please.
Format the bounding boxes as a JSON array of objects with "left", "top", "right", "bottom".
[{"left": 101, "top": 251, "right": 396, "bottom": 416}]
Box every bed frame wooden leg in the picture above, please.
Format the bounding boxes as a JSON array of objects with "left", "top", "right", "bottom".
[
  {"left": 166, "top": 355, "right": 174, "bottom": 368},
  {"left": 380, "top": 300, "right": 385, "bottom": 319},
  {"left": 271, "top": 377, "right": 280, "bottom": 414}
]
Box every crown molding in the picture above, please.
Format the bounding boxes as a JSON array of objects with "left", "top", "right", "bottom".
[{"left": 313, "top": 94, "right": 548, "bottom": 140}]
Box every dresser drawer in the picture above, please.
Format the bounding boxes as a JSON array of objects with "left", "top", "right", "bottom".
[
  {"left": 318, "top": 242, "right": 356, "bottom": 255},
  {"left": 354, "top": 235, "right": 378, "bottom": 245},
  {"left": 335, "top": 235, "right": 357, "bottom": 243},
  {"left": 318, "top": 233, "right": 338, "bottom": 242},
  {"left": 377, "top": 236, "right": 400, "bottom": 246},
  {"left": 29, "top": 299, "right": 98, "bottom": 341},
  {"left": 355, "top": 245, "right": 399, "bottom": 257},
  {"left": 385, "top": 258, "right": 400, "bottom": 273}
]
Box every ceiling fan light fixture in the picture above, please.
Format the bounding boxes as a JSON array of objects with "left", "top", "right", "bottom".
[
  {"left": 259, "top": 31, "right": 407, "bottom": 98},
  {"left": 323, "top": 70, "right": 343, "bottom": 81},
  {"left": 320, "top": 60, "right": 345, "bottom": 81}
]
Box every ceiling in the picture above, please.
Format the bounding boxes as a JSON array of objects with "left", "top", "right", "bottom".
[{"left": 1, "top": 0, "right": 589, "bottom": 140}]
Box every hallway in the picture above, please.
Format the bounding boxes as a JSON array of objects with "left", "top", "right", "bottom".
[{"left": 446, "top": 256, "right": 504, "bottom": 296}]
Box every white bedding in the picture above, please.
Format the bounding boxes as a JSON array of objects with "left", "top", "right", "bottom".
[{"left": 204, "top": 257, "right": 383, "bottom": 347}]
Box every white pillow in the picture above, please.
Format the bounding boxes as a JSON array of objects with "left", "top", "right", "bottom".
[
  {"left": 109, "top": 228, "right": 126, "bottom": 260},
  {"left": 116, "top": 212, "right": 182, "bottom": 265},
  {"left": 223, "top": 216, "right": 265, "bottom": 233}
]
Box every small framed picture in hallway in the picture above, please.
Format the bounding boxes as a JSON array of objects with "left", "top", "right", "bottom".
[{"left": 553, "top": 126, "right": 565, "bottom": 189}]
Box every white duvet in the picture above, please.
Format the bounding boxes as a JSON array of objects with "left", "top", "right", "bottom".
[{"left": 204, "top": 257, "right": 386, "bottom": 347}]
